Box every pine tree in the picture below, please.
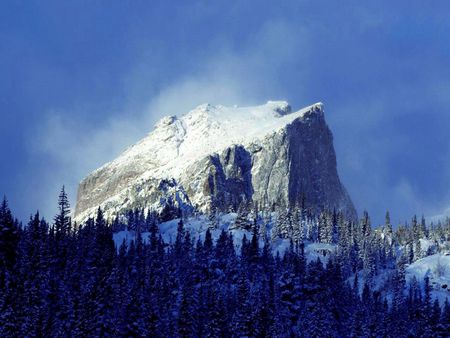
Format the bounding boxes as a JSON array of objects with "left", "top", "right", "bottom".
[
  {"left": 430, "top": 298, "right": 442, "bottom": 328},
  {"left": 273, "top": 207, "right": 293, "bottom": 239},
  {"left": 232, "top": 201, "right": 251, "bottom": 230},
  {"left": 231, "top": 274, "right": 254, "bottom": 337},
  {"left": 420, "top": 215, "right": 428, "bottom": 238},
  {"left": 204, "top": 287, "right": 228, "bottom": 337},
  {"left": 0, "top": 197, "right": 19, "bottom": 272},
  {"left": 439, "top": 298, "right": 450, "bottom": 334},
  {"left": 412, "top": 214, "right": 420, "bottom": 241},
  {"left": 0, "top": 199, "right": 21, "bottom": 336},
  {"left": 178, "top": 284, "right": 197, "bottom": 338},
  {"left": 423, "top": 275, "right": 432, "bottom": 314},
  {"left": 414, "top": 237, "right": 422, "bottom": 261},
  {"left": 408, "top": 242, "right": 414, "bottom": 264},
  {"left": 279, "top": 268, "right": 301, "bottom": 333},
  {"left": 385, "top": 211, "right": 393, "bottom": 238},
  {"left": 54, "top": 186, "right": 71, "bottom": 239}
]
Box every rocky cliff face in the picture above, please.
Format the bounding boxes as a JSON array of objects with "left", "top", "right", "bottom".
[{"left": 74, "top": 101, "right": 356, "bottom": 222}]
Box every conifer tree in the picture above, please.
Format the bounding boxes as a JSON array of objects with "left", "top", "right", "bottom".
[
  {"left": 0, "top": 197, "right": 19, "bottom": 271},
  {"left": 54, "top": 186, "right": 71, "bottom": 239}
]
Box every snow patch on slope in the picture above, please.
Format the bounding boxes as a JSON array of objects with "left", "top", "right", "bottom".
[{"left": 406, "top": 254, "right": 450, "bottom": 303}]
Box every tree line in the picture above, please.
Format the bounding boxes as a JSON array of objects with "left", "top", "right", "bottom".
[{"left": 0, "top": 188, "right": 450, "bottom": 337}]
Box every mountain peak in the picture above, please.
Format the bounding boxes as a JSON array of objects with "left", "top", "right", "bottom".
[
  {"left": 179, "top": 100, "right": 321, "bottom": 129},
  {"left": 75, "top": 100, "right": 354, "bottom": 223}
]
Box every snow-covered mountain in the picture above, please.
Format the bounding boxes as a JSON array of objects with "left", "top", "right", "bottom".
[{"left": 74, "top": 101, "right": 356, "bottom": 223}]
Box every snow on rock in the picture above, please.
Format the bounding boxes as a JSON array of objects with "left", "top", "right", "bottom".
[
  {"left": 75, "top": 101, "right": 355, "bottom": 223},
  {"left": 419, "top": 238, "right": 434, "bottom": 254},
  {"left": 304, "top": 242, "right": 336, "bottom": 263},
  {"left": 406, "top": 254, "right": 450, "bottom": 303}
]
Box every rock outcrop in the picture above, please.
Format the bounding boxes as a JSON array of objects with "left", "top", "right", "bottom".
[{"left": 74, "top": 101, "right": 356, "bottom": 222}]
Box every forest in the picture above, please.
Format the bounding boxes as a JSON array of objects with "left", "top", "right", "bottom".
[{"left": 1, "top": 188, "right": 450, "bottom": 337}]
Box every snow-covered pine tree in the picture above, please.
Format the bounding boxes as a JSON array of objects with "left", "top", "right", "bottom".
[
  {"left": 232, "top": 200, "right": 251, "bottom": 230},
  {"left": 54, "top": 186, "right": 71, "bottom": 239}
]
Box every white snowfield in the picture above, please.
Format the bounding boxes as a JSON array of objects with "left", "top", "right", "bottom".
[
  {"left": 93, "top": 101, "right": 323, "bottom": 181},
  {"left": 406, "top": 254, "right": 450, "bottom": 303}
]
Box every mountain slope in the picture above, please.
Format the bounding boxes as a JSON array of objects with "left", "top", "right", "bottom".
[{"left": 74, "top": 101, "right": 356, "bottom": 222}]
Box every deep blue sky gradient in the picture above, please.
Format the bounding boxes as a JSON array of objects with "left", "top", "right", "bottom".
[{"left": 1, "top": 1, "right": 450, "bottom": 226}]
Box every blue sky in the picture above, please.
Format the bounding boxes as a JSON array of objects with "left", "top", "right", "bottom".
[{"left": 1, "top": 0, "right": 450, "bottom": 226}]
